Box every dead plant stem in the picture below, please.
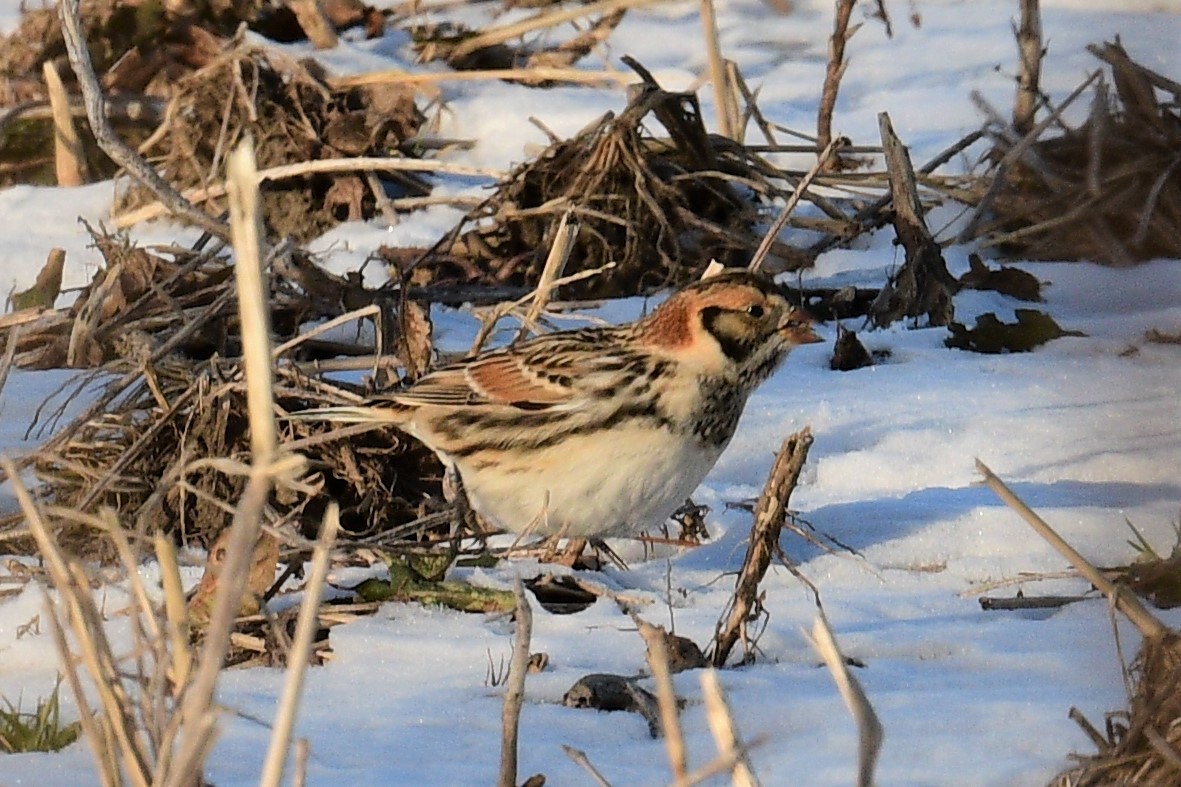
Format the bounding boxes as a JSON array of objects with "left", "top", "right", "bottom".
[
  {"left": 818, "top": 0, "right": 855, "bottom": 156},
  {"left": 2, "top": 456, "right": 123, "bottom": 786},
  {"left": 170, "top": 138, "right": 295, "bottom": 786},
  {"left": 43, "top": 59, "right": 87, "bottom": 186},
  {"left": 711, "top": 428, "right": 814, "bottom": 667},
  {"left": 1013, "top": 0, "right": 1043, "bottom": 134},
  {"left": 748, "top": 142, "right": 838, "bottom": 271},
  {"left": 448, "top": 0, "right": 664, "bottom": 62},
  {"left": 288, "top": 0, "right": 338, "bottom": 49},
  {"left": 641, "top": 619, "right": 687, "bottom": 783},
  {"left": 498, "top": 577, "right": 533, "bottom": 787},
  {"left": 804, "top": 608, "right": 883, "bottom": 787},
  {"left": 332, "top": 67, "right": 630, "bottom": 89},
  {"left": 227, "top": 138, "right": 276, "bottom": 461},
  {"left": 56, "top": 0, "right": 229, "bottom": 238},
  {"left": 113, "top": 157, "right": 502, "bottom": 228},
  {"left": 154, "top": 534, "right": 193, "bottom": 691},
  {"left": 699, "top": 669, "right": 758, "bottom": 786},
  {"left": 518, "top": 212, "right": 575, "bottom": 340},
  {"left": 259, "top": 504, "right": 341, "bottom": 787},
  {"left": 562, "top": 745, "right": 613, "bottom": 786},
  {"left": 700, "top": 0, "right": 735, "bottom": 140},
  {"left": 975, "top": 459, "right": 1165, "bottom": 639}
]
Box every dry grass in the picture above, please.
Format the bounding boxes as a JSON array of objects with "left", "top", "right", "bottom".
[
  {"left": 979, "top": 461, "right": 1181, "bottom": 787},
  {"left": 0, "top": 137, "right": 344, "bottom": 787},
  {"left": 115, "top": 43, "right": 427, "bottom": 242},
  {"left": 0, "top": 226, "right": 448, "bottom": 555},
  {"left": 964, "top": 40, "right": 1181, "bottom": 265}
]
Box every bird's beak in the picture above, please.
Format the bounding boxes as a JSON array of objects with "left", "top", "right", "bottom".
[{"left": 779, "top": 312, "right": 824, "bottom": 345}]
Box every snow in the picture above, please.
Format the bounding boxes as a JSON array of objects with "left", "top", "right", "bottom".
[{"left": 2, "top": 0, "right": 1181, "bottom": 784}]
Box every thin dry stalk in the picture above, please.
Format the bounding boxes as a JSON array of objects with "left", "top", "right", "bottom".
[
  {"left": 41, "top": 581, "right": 121, "bottom": 786},
  {"left": 0, "top": 324, "right": 18, "bottom": 400},
  {"left": 154, "top": 534, "right": 193, "bottom": 691},
  {"left": 748, "top": 142, "right": 838, "bottom": 272},
  {"left": 168, "top": 479, "right": 269, "bottom": 784},
  {"left": 259, "top": 503, "right": 341, "bottom": 787},
  {"left": 468, "top": 261, "right": 616, "bottom": 354},
  {"left": 804, "top": 608, "right": 883, "bottom": 787},
  {"left": 680, "top": 737, "right": 768, "bottom": 786},
  {"left": 263, "top": 157, "right": 501, "bottom": 181},
  {"left": 699, "top": 669, "right": 759, "bottom": 787},
  {"left": 712, "top": 428, "right": 813, "bottom": 667},
  {"left": 169, "top": 140, "right": 297, "bottom": 785},
  {"left": 636, "top": 617, "right": 688, "bottom": 783},
  {"left": 333, "top": 67, "right": 631, "bottom": 89},
  {"left": 818, "top": 0, "right": 856, "bottom": 157},
  {"left": 1012, "top": 0, "right": 1043, "bottom": 134},
  {"left": 498, "top": 577, "right": 534, "bottom": 787},
  {"left": 293, "top": 739, "right": 310, "bottom": 787},
  {"left": 700, "top": 0, "right": 735, "bottom": 140},
  {"left": 56, "top": 0, "right": 229, "bottom": 238},
  {"left": 448, "top": 0, "right": 662, "bottom": 62},
  {"left": 519, "top": 212, "right": 576, "bottom": 338},
  {"left": 113, "top": 157, "right": 502, "bottom": 229},
  {"left": 975, "top": 460, "right": 1166, "bottom": 639},
  {"left": 229, "top": 138, "right": 276, "bottom": 462},
  {"left": 65, "top": 559, "right": 154, "bottom": 782},
  {"left": 3, "top": 456, "right": 131, "bottom": 786},
  {"left": 42, "top": 59, "right": 87, "bottom": 187},
  {"left": 562, "top": 745, "right": 613, "bottom": 787},
  {"left": 272, "top": 304, "right": 383, "bottom": 359}
]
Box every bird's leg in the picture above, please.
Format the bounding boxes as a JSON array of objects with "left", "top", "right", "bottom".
[
  {"left": 443, "top": 464, "right": 481, "bottom": 541},
  {"left": 590, "top": 538, "right": 628, "bottom": 571},
  {"left": 552, "top": 537, "right": 589, "bottom": 568}
]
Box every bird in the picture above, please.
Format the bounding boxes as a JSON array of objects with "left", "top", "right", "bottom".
[{"left": 293, "top": 269, "right": 823, "bottom": 538}]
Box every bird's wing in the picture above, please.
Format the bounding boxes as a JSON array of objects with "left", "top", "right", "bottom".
[{"left": 381, "top": 330, "right": 630, "bottom": 411}]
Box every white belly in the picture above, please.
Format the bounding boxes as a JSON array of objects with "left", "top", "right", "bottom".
[{"left": 452, "top": 424, "right": 723, "bottom": 537}]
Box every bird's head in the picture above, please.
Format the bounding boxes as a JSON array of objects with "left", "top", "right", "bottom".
[{"left": 641, "top": 269, "right": 823, "bottom": 380}]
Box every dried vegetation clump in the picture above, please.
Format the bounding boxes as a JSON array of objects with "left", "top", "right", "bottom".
[
  {"left": 1052, "top": 633, "right": 1181, "bottom": 786},
  {"left": 0, "top": 0, "right": 381, "bottom": 99},
  {"left": 978, "top": 464, "right": 1181, "bottom": 787},
  {"left": 0, "top": 232, "right": 446, "bottom": 556},
  {"left": 116, "top": 44, "right": 426, "bottom": 241},
  {"left": 969, "top": 40, "right": 1181, "bottom": 265},
  {"left": 0, "top": 0, "right": 403, "bottom": 213},
  {"left": 401, "top": 65, "right": 815, "bottom": 299}
]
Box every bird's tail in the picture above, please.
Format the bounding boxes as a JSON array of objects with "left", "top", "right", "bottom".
[{"left": 285, "top": 405, "right": 409, "bottom": 426}]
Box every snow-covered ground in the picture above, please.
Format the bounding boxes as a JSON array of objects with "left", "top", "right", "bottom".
[{"left": 2, "top": 0, "right": 1181, "bottom": 784}]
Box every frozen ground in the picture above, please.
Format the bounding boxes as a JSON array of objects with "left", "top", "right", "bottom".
[{"left": 1, "top": 0, "right": 1181, "bottom": 785}]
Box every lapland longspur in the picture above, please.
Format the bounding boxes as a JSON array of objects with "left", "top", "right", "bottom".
[{"left": 296, "top": 270, "right": 822, "bottom": 537}]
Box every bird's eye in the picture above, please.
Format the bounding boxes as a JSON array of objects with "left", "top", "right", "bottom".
[{"left": 746, "top": 304, "right": 765, "bottom": 318}]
